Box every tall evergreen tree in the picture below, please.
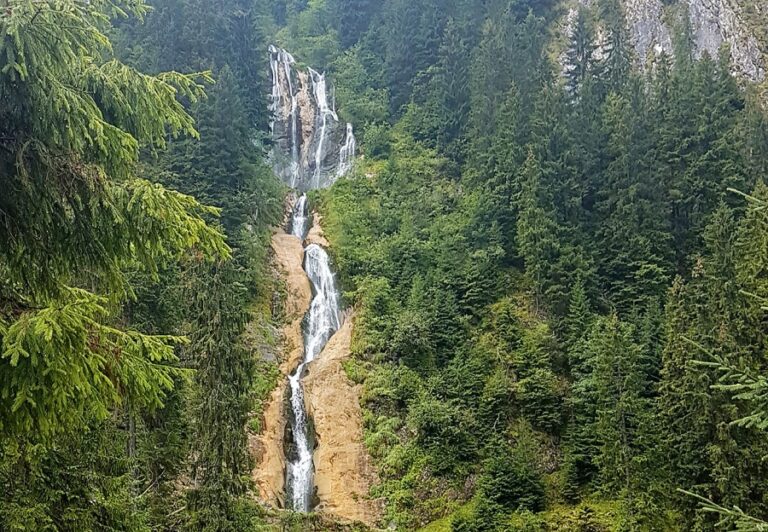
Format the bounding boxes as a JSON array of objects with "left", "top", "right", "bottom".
[
  {"left": 516, "top": 149, "right": 561, "bottom": 311},
  {"left": 0, "top": 0, "right": 228, "bottom": 441},
  {"left": 564, "top": 6, "right": 597, "bottom": 98},
  {"left": 590, "top": 316, "right": 650, "bottom": 500},
  {"left": 186, "top": 262, "right": 255, "bottom": 529}
]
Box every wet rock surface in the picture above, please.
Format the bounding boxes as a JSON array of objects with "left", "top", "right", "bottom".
[
  {"left": 302, "top": 314, "right": 382, "bottom": 525},
  {"left": 269, "top": 46, "right": 356, "bottom": 190},
  {"left": 251, "top": 229, "right": 312, "bottom": 508}
]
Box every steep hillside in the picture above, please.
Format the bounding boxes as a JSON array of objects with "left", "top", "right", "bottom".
[
  {"left": 6, "top": 1, "right": 768, "bottom": 531},
  {"left": 276, "top": 0, "right": 768, "bottom": 529}
]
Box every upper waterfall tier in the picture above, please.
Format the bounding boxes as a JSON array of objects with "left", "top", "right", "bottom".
[{"left": 269, "top": 45, "right": 356, "bottom": 190}]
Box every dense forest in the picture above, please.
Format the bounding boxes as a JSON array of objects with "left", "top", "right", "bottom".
[{"left": 2, "top": 0, "right": 768, "bottom": 531}]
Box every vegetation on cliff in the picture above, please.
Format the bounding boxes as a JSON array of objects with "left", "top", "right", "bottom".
[{"left": 303, "top": 0, "right": 768, "bottom": 529}]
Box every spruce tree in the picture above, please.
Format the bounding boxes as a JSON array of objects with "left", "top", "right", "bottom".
[
  {"left": 516, "top": 149, "right": 561, "bottom": 311},
  {"left": 186, "top": 261, "right": 254, "bottom": 529},
  {"left": 564, "top": 6, "right": 597, "bottom": 98},
  {"left": 0, "top": 0, "right": 228, "bottom": 441},
  {"left": 590, "top": 315, "right": 648, "bottom": 494}
]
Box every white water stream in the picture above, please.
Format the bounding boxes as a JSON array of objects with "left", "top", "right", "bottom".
[
  {"left": 285, "top": 205, "right": 343, "bottom": 511},
  {"left": 269, "top": 46, "right": 356, "bottom": 189},
  {"left": 270, "top": 46, "right": 352, "bottom": 511}
]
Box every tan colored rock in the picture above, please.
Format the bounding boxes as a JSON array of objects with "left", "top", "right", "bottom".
[
  {"left": 305, "top": 211, "right": 330, "bottom": 248},
  {"left": 252, "top": 218, "right": 380, "bottom": 527},
  {"left": 296, "top": 70, "right": 316, "bottom": 166},
  {"left": 303, "top": 314, "right": 382, "bottom": 526},
  {"left": 252, "top": 229, "right": 311, "bottom": 507}
]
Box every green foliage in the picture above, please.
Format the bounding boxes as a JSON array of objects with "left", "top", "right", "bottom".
[
  {"left": 6, "top": 0, "right": 768, "bottom": 529},
  {"left": 310, "top": 1, "right": 768, "bottom": 527},
  {"left": 0, "top": 0, "right": 228, "bottom": 442},
  {"left": 0, "top": 1, "right": 281, "bottom": 530},
  {"left": 0, "top": 287, "right": 185, "bottom": 439},
  {"left": 331, "top": 47, "right": 389, "bottom": 131},
  {"left": 455, "top": 425, "right": 545, "bottom": 532}
]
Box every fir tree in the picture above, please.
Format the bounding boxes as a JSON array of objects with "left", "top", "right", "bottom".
[
  {"left": 564, "top": 6, "right": 597, "bottom": 98},
  {"left": 584, "top": 315, "right": 657, "bottom": 525},
  {"left": 186, "top": 261, "right": 254, "bottom": 529}
]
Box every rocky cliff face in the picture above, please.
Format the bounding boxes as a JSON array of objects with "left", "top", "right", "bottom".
[
  {"left": 301, "top": 221, "right": 382, "bottom": 525},
  {"left": 686, "top": 0, "right": 764, "bottom": 79},
  {"left": 563, "top": 0, "right": 765, "bottom": 81},
  {"left": 269, "top": 46, "right": 357, "bottom": 190}
]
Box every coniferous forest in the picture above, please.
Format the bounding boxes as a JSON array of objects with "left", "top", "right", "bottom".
[{"left": 3, "top": 0, "right": 768, "bottom": 531}]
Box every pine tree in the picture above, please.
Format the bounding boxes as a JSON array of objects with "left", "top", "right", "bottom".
[
  {"left": 162, "top": 65, "right": 281, "bottom": 233},
  {"left": 331, "top": 0, "right": 382, "bottom": 49},
  {"left": 564, "top": 6, "right": 597, "bottom": 98},
  {"left": 516, "top": 149, "right": 561, "bottom": 311},
  {"left": 564, "top": 277, "right": 592, "bottom": 346},
  {"left": 430, "top": 18, "right": 471, "bottom": 155},
  {"left": 561, "top": 278, "right": 598, "bottom": 499},
  {"left": 657, "top": 275, "right": 714, "bottom": 520},
  {"left": 596, "top": 0, "right": 631, "bottom": 93},
  {"left": 588, "top": 315, "right": 652, "bottom": 515},
  {"left": 381, "top": 0, "right": 448, "bottom": 113}
]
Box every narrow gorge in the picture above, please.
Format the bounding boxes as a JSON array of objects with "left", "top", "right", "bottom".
[{"left": 253, "top": 46, "right": 378, "bottom": 526}]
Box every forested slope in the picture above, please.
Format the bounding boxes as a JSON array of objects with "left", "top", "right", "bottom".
[
  {"left": 3, "top": 0, "right": 768, "bottom": 531},
  {"left": 0, "top": 1, "right": 286, "bottom": 530},
  {"left": 276, "top": 0, "right": 768, "bottom": 529}
]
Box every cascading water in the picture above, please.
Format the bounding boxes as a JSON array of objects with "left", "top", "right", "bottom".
[
  {"left": 309, "top": 69, "right": 339, "bottom": 189},
  {"left": 285, "top": 208, "right": 343, "bottom": 511},
  {"left": 302, "top": 244, "right": 343, "bottom": 361},
  {"left": 291, "top": 193, "right": 309, "bottom": 240},
  {"left": 337, "top": 123, "right": 356, "bottom": 177},
  {"left": 268, "top": 46, "right": 281, "bottom": 135},
  {"left": 269, "top": 46, "right": 355, "bottom": 190},
  {"left": 269, "top": 46, "right": 352, "bottom": 512},
  {"left": 269, "top": 46, "right": 301, "bottom": 187}
]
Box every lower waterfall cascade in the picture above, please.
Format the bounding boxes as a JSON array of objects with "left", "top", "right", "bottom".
[{"left": 284, "top": 195, "right": 343, "bottom": 511}]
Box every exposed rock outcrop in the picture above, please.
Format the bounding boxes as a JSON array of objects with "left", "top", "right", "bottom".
[
  {"left": 624, "top": 0, "right": 672, "bottom": 62},
  {"left": 252, "top": 211, "right": 379, "bottom": 526},
  {"left": 302, "top": 314, "right": 382, "bottom": 526},
  {"left": 305, "top": 211, "right": 330, "bottom": 248},
  {"left": 562, "top": 0, "right": 765, "bottom": 81},
  {"left": 269, "top": 46, "right": 357, "bottom": 190},
  {"left": 252, "top": 229, "right": 312, "bottom": 507},
  {"left": 687, "top": 0, "right": 764, "bottom": 80}
]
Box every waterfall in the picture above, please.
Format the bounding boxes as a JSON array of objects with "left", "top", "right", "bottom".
[
  {"left": 337, "top": 123, "right": 356, "bottom": 177},
  {"left": 270, "top": 47, "right": 351, "bottom": 511},
  {"left": 303, "top": 244, "right": 343, "bottom": 362},
  {"left": 285, "top": 203, "right": 343, "bottom": 512},
  {"left": 286, "top": 364, "right": 313, "bottom": 511},
  {"left": 309, "top": 69, "right": 339, "bottom": 189},
  {"left": 269, "top": 46, "right": 357, "bottom": 189},
  {"left": 269, "top": 46, "right": 301, "bottom": 187},
  {"left": 268, "top": 46, "right": 281, "bottom": 135},
  {"left": 291, "top": 193, "right": 309, "bottom": 240}
]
